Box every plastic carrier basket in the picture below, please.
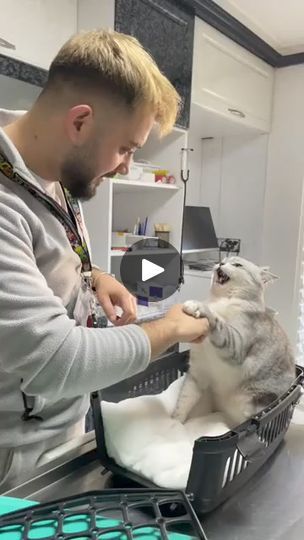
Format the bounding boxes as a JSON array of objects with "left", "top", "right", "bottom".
[
  {"left": 0, "top": 489, "right": 208, "bottom": 539},
  {"left": 91, "top": 351, "right": 304, "bottom": 514}
]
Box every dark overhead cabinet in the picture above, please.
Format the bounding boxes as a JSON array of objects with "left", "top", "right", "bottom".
[{"left": 115, "top": 0, "right": 194, "bottom": 129}]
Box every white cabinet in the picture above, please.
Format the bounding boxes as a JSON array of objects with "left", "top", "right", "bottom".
[
  {"left": 77, "top": 0, "right": 115, "bottom": 31},
  {"left": 0, "top": 0, "right": 77, "bottom": 69},
  {"left": 185, "top": 131, "right": 269, "bottom": 265},
  {"left": 0, "top": 0, "right": 116, "bottom": 69},
  {"left": 191, "top": 18, "right": 274, "bottom": 136},
  {"left": 178, "top": 269, "right": 212, "bottom": 352},
  {"left": 178, "top": 269, "right": 212, "bottom": 303},
  {"left": 262, "top": 65, "right": 304, "bottom": 349}
]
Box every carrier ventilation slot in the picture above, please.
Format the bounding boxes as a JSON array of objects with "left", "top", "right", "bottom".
[
  {"left": 221, "top": 449, "right": 248, "bottom": 488},
  {"left": 128, "top": 367, "right": 185, "bottom": 399},
  {"left": 258, "top": 405, "right": 292, "bottom": 447}
]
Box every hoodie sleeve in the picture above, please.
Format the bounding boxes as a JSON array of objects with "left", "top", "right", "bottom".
[{"left": 0, "top": 200, "right": 151, "bottom": 401}]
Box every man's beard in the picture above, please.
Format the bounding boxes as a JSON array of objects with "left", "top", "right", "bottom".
[
  {"left": 60, "top": 154, "right": 98, "bottom": 201},
  {"left": 60, "top": 146, "right": 117, "bottom": 200}
]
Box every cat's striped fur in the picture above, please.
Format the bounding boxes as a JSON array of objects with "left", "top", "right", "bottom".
[{"left": 173, "top": 256, "right": 295, "bottom": 428}]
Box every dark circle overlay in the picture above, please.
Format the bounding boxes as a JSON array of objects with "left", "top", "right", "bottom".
[{"left": 120, "top": 239, "right": 182, "bottom": 303}]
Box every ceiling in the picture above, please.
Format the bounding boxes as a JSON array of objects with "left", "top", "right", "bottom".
[{"left": 213, "top": 0, "right": 304, "bottom": 54}]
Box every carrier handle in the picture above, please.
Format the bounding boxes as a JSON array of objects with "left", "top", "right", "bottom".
[{"left": 236, "top": 425, "right": 267, "bottom": 462}]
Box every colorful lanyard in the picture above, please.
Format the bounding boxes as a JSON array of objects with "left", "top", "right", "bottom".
[
  {"left": 0, "top": 151, "right": 100, "bottom": 422},
  {"left": 0, "top": 151, "right": 92, "bottom": 276}
]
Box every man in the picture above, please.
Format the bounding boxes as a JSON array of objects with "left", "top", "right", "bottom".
[{"left": 0, "top": 29, "right": 208, "bottom": 487}]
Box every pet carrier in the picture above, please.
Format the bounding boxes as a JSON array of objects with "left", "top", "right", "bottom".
[{"left": 91, "top": 351, "right": 303, "bottom": 513}]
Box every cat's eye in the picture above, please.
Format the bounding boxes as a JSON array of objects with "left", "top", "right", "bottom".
[{"left": 233, "top": 263, "right": 243, "bottom": 267}]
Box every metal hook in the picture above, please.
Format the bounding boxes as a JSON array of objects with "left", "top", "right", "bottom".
[
  {"left": 181, "top": 169, "right": 190, "bottom": 182},
  {"left": 180, "top": 147, "right": 193, "bottom": 184}
]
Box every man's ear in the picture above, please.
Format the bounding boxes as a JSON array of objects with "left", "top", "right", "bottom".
[
  {"left": 260, "top": 266, "right": 279, "bottom": 285},
  {"left": 65, "top": 105, "right": 93, "bottom": 145}
]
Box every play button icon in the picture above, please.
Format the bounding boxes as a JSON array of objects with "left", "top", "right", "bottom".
[
  {"left": 119, "top": 239, "right": 182, "bottom": 303},
  {"left": 142, "top": 259, "right": 164, "bottom": 282}
]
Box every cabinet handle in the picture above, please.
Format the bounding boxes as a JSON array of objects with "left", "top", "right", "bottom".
[
  {"left": 228, "top": 108, "right": 245, "bottom": 118},
  {"left": 0, "top": 37, "right": 15, "bottom": 50}
]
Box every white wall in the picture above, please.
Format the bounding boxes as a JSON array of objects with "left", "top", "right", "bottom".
[
  {"left": 187, "top": 130, "right": 269, "bottom": 263},
  {"left": 262, "top": 65, "right": 304, "bottom": 347}
]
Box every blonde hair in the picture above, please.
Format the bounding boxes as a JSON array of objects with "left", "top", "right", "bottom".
[{"left": 45, "top": 29, "right": 181, "bottom": 136}]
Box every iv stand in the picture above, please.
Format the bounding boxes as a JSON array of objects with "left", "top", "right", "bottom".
[{"left": 178, "top": 146, "right": 193, "bottom": 289}]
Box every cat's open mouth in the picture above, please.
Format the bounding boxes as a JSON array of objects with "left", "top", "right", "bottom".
[{"left": 216, "top": 267, "right": 230, "bottom": 285}]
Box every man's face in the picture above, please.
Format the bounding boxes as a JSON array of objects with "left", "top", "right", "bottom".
[{"left": 61, "top": 104, "right": 155, "bottom": 200}]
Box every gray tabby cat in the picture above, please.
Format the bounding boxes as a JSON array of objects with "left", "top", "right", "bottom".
[{"left": 173, "top": 256, "right": 295, "bottom": 428}]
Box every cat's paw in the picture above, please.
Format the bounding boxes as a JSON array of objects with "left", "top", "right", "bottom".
[
  {"left": 183, "top": 301, "right": 216, "bottom": 328},
  {"left": 183, "top": 300, "right": 209, "bottom": 319},
  {"left": 183, "top": 300, "right": 204, "bottom": 318}
]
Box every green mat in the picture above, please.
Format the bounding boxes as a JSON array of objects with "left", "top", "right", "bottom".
[
  {"left": 0, "top": 496, "right": 197, "bottom": 539},
  {"left": 0, "top": 496, "right": 37, "bottom": 516}
]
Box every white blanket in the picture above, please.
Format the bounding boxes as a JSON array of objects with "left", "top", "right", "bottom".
[{"left": 102, "top": 376, "right": 230, "bottom": 489}]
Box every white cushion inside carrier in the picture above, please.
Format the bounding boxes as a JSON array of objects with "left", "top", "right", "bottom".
[{"left": 102, "top": 375, "right": 230, "bottom": 489}]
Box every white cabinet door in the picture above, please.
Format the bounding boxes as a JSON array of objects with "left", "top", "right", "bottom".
[
  {"left": 178, "top": 270, "right": 212, "bottom": 352},
  {"left": 77, "top": 0, "right": 115, "bottom": 31},
  {"left": 192, "top": 18, "right": 274, "bottom": 134},
  {"left": 178, "top": 271, "right": 212, "bottom": 304},
  {"left": 219, "top": 134, "right": 268, "bottom": 263},
  {"left": 0, "top": 0, "right": 77, "bottom": 69}
]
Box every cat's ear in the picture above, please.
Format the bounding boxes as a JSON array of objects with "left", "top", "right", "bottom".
[{"left": 260, "top": 266, "right": 279, "bottom": 285}]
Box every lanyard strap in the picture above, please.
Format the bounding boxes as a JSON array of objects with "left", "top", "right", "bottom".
[
  {"left": 0, "top": 152, "right": 99, "bottom": 423},
  {"left": 0, "top": 151, "right": 92, "bottom": 275}
]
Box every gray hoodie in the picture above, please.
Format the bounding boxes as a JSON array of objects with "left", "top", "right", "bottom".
[{"left": 0, "top": 109, "right": 151, "bottom": 448}]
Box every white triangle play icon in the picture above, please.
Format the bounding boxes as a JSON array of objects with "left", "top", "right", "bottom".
[{"left": 142, "top": 259, "right": 164, "bottom": 282}]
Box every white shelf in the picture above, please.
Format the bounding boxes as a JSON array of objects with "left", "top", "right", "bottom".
[
  {"left": 111, "top": 247, "right": 177, "bottom": 257},
  {"left": 182, "top": 248, "right": 218, "bottom": 254},
  {"left": 184, "top": 268, "right": 213, "bottom": 278},
  {"left": 112, "top": 179, "right": 179, "bottom": 193},
  {"left": 111, "top": 250, "right": 127, "bottom": 257}
]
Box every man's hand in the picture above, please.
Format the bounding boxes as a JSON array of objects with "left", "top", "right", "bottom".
[
  {"left": 141, "top": 304, "right": 209, "bottom": 359},
  {"left": 93, "top": 270, "right": 137, "bottom": 326},
  {"left": 165, "top": 304, "right": 210, "bottom": 343}
]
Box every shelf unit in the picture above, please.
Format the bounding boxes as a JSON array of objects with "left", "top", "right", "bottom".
[
  {"left": 111, "top": 247, "right": 177, "bottom": 258},
  {"left": 111, "top": 179, "right": 179, "bottom": 193},
  {"left": 83, "top": 127, "right": 188, "bottom": 278}
]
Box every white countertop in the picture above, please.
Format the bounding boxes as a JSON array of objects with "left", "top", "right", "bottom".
[{"left": 184, "top": 267, "right": 213, "bottom": 279}]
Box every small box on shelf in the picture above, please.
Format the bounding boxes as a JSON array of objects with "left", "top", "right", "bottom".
[
  {"left": 154, "top": 223, "right": 171, "bottom": 247},
  {"left": 111, "top": 231, "right": 159, "bottom": 252}
]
